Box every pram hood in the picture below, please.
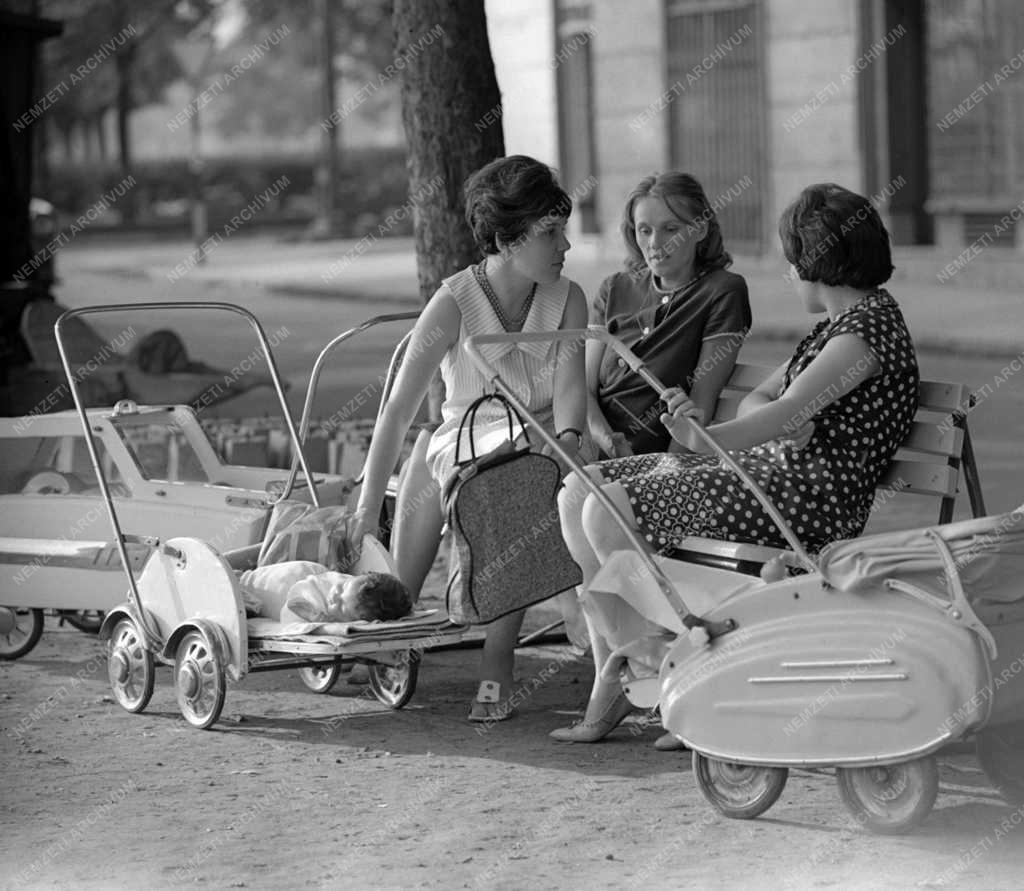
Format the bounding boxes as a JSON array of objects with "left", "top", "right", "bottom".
[{"left": 818, "top": 504, "right": 1024, "bottom": 603}]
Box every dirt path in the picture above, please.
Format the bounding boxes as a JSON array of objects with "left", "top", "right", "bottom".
[
  {"left": 7, "top": 258, "right": 1024, "bottom": 888},
  {"left": 4, "top": 602, "right": 1024, "bottom": 891}
]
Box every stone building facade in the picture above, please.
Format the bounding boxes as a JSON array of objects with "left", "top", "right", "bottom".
[{"left": 485, "top": 0, "right": 1023, "bottom": 257}]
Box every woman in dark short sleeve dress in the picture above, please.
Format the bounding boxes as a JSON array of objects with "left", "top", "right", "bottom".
[
  {"left": 587, "top": 172, "right": 752, "bottom": 458},
  {"left": 552, "top": 183, "right": 919, "bottom": 744},
  {"left": 557, "top": 173, "right": 752, "bottom": 667}
]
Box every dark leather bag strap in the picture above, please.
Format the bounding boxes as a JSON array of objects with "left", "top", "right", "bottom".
[{"left": 453, "top": 392, "right": 530, "bottom": 465}]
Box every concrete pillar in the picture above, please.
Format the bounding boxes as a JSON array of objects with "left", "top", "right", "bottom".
[{"left": 590, "top": 0, "right": 667, "bottom": 245}]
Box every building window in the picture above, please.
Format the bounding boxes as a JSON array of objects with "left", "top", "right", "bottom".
[
  {"left": 666, "top": 0, "right": 765, "bottom": 251},
  {"left": 556, "top": 1, "right": 599, "bottom": 233}
]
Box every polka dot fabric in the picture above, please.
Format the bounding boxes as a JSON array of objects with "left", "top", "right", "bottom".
[{"left": 600, "top": 289, "right": 919, "bottom": 553}]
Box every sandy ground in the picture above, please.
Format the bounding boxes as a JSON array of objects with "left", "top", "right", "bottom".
[{"left": 4, "top": 555, "right": 1024, "bottom": 891}]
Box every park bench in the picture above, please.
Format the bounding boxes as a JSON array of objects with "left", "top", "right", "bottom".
[{"left": 666, "top": 362, "right": 987, "bottom": 573}]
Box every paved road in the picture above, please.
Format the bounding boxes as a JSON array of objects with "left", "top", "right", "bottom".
[{"left": 56, "top": 237, "right": 1024, "bottom": 523}]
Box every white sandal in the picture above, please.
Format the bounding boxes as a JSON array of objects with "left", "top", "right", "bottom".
[{"left": 467, "top": 680, "right": 516, "bottom": 723}]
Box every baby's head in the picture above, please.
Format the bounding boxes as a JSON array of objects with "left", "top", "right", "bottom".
[{"left": 335, "top": 571, "right": 413, "bottom": 621}]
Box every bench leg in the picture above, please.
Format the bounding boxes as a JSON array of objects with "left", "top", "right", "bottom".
[{"left": 960, "top": 424, "right": 987, "bottom": 518}]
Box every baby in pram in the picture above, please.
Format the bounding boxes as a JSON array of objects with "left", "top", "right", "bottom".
[
  {"left": 240, "top": 502, "right": 413, "bottom": 625},
  {"left": 240, "top": 560, "right": 413, "bottom": 624}
]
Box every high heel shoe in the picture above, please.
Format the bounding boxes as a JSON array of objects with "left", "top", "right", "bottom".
[
  {"left": 549, "top": 690, "right": 634, "bottom": 743},
  {"left": 653, "top": 731, "right": 688, "bottom": 751}
]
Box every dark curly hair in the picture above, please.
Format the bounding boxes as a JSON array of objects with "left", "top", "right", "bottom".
[
  {"left": 620, "top": 172, "right": 732, "bottom": 277},
  {"left": 779, "top": 183, "right": 893, "bottom": 288},
  {"left": 349, "top": 572, "right": 413, "bottom": 621},
  {"left": 463, "top": 155, "right": 572, "bottom": 255}
]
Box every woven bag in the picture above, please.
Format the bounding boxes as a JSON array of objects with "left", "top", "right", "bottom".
[{"left": 441, "top": 393, "right": 582, "bottom": 625}]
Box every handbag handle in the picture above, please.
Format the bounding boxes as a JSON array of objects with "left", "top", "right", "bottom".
[{"left": 453, "top": 392, "right": 530, "bottom": 465}]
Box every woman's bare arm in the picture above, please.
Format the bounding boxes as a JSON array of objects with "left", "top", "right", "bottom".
[
  {"left": 662, "top": 333, "right": 879, "bottom": 452},
  {"left": 352, "top": 292, "right": 461, "bottom": 539},
  {"left": 551, "top": 282, "right": 588, "bottom": 454},
  {"left": 735, "top": 361, "right": 789, "bottom": 417}
]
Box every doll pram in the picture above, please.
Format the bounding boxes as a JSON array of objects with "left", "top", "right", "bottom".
[
  {"left": 464, "top": 326, "right": 1024, "bottom": 834},
  {"left": 55, "top": 303, "right": 472, "bottom": 730}
]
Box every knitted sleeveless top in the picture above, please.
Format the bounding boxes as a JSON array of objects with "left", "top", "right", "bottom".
[{"left": 424, "top": 265, "right": 571, "bottom": 482}]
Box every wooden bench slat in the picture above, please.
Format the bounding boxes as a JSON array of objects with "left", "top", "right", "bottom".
[
  {"left": 919, "top": 380, "right": 969, "bottom": 413},
  {"left": 898, "top": 420, "right": 964, "bottom": 458},
  {"left": 720, "top": 363, "right": 774, "bottom": 390},
  {"left": 881, "top": 459, "right": 957, "bottom": 498},
  {"left": 711, "top": 395, "right": 745, "bottom": 423}
]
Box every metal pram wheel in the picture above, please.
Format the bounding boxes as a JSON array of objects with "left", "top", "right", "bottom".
[
  {"left": 174, "top": 631, "right": 226, "bottom": 729},
  {"left": 298, "top": 662, "right": 343, "bottom": 694},
  {"left": 0, "top": 607, "right": 44, "bottom": 660},
  {"left": 107, "top": 618, "right": 155, "bottom": 712},
  {"left": 835, "top": 755, "right": 939, "bottom": 834},
  {"left": 367, "top": 650, "right": 420, "bottom": 709},
  {"left": 692, "top": 752, "right": 789, "bottom": 819}
]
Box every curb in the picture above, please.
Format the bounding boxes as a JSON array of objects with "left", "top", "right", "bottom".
[{"left": 111, "top": 264, "right": 1023, "bottom": 361}]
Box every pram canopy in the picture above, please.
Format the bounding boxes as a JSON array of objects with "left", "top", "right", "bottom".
[{"left": 818, "top": 505, "right": 1024, "bottom": 604}]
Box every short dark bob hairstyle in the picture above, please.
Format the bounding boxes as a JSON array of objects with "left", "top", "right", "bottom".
[
  {"left": 779, "top": 182, "right": 893, "bottom": 288},
  {"left": 463, "top": 155, "right": 572, "bottom": 255},
  {"left": 620, "top": 172, "right": 732, "bottom": 277}
]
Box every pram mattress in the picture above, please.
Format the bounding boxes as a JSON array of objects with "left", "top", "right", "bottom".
[{"left": 246, "top": 609, "right": 468, "bottom": 653}]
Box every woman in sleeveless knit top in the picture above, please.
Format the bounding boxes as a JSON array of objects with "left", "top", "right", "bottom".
[{"left": 354, "top": 156, "right": 590, "bottom": 723}]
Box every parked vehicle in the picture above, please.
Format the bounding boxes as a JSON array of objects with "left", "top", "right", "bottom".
[{"left": 0, "top": 306, "right": 348, "bottom": 660}]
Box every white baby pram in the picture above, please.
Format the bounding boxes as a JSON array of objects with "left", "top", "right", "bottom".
[{"left": 55, "top": 302, "right": 473, "bottom": 729}]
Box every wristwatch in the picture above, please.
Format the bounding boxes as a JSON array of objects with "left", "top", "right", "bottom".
[{"left": 556, "top": 427, "right": 584, "bottom": 451}]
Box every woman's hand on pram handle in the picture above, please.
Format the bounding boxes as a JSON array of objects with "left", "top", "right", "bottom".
[
  {"left": 350, "top": 511, "right": 378, "bottom": 555},
  {"left": 770, "top": 420, "right": 816, "bottom": 454},
  {"left": 659, "top": 387, "right": 705, "bottom": 450}
]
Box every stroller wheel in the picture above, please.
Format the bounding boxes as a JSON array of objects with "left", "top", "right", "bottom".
[
  {"left": 107, "top": 618, "right": 155, "bottom": 713},
  {"left": 367, "top": 650, "right": 420, "bottom": 709},
  {"left": 61, "top": 610, "right": 106, "bottom": 634},
  {"left": 692, "top": 752, "right": 788, "bottom": 819},
  {"left": 836, "top": 755, "right": 938, "bottom": 834},
  {"left": 0, "top": 607, "right": 44, "bottom": 660},
  {"left": 976, "top": 723, "right": 1024, "bottom": 806},
  {"left": 174, "top": 631, "right": 226, "bottom": 730},
  {"left": 298, "top": 662, "right": 342, "bottom": 694}
]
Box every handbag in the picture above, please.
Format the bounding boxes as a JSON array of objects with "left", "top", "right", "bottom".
[{"left": 441, "top": 393, "right": 583, "bottom": 625}]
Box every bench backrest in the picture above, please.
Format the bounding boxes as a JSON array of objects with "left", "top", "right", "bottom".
[{"left": 713, "top": 363, "right": 986, "bottom": 523}]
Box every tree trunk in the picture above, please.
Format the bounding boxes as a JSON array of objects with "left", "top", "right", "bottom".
[
  {"left": 392, "top": 0, "right": 505, "bottom": 418},
  {"left": 95, "top": 113, "right": 108, "bottom": 162},
  {"left": 310, "top": 0, "right": 340, "bottom": 239},
  {"left": 115, "top": 45, "right": 135, "bottom": 222}
]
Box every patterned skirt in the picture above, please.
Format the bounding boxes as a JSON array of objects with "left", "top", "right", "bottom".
[{"left": 597, "top": 449, "right": 856, "bottom": 553}]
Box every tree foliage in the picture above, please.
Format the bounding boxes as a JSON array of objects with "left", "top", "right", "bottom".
[
  {"left": 40, "top": 0, "right": 216, "bottom": 163},
  {"left": 212, "top": 0, "right": 394, "bottom": 141}
]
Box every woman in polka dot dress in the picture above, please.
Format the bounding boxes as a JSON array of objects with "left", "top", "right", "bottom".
[{"left": 551, "top": 183, "right": 920, "bottom": 743}]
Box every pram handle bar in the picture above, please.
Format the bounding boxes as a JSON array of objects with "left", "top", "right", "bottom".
[
  {"left": 465, "top": 327, "right": 817, "bottom": 579},
  {"left": 55, "top": 301, "right": 320, "bottom": 643},
  {"left": 286, "top": 312, "right": 420, "bottom": 499}
]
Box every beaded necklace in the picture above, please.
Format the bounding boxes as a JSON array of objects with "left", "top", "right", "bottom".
[
  {"left": 647, "top": 267, "right": 709, "bottom": 329},
  {"left": 474, "top": 261, "right": 536, "bottom": 332}
]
